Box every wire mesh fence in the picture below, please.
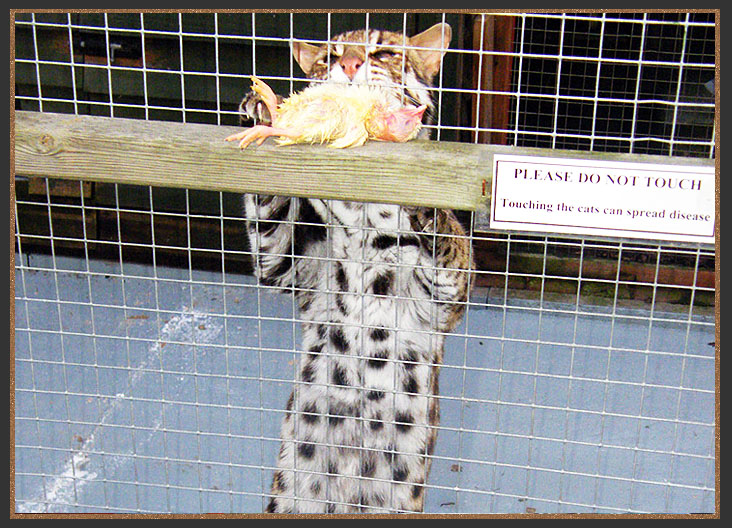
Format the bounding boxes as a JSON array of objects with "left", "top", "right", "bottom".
[{"left": 13, "top": 11, "right": 716, "bottom": 514}]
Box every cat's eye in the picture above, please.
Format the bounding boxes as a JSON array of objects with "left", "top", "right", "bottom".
[{"left": 370, "top": 49, "right": 395, "bottom": 60}]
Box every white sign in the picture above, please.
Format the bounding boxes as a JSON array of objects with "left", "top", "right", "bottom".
[{"left": 490, "top": 154, "right": 716, "bottom": 244}]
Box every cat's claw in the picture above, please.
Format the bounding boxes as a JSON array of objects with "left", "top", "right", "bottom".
[
  {"left": 237, "top": 77, "right": 283, "bottom": 126},
  {"left": 238, "top": 92, "right": 273, "bottom": 125},
  {"left": 250, "top": 76, "right": 280, "bottom": 122}
]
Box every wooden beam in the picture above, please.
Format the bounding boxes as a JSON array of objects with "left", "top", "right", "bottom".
[
  {"left": 14, "top": 111, "right": 714, "bottom": 215},
  {"left": 14, "top": 110, "right": 489, "bottom": 212}
]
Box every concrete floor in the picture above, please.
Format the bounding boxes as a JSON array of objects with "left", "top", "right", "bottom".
[{"left": 14, "top": 253, "right": 715, "bottom": 514}]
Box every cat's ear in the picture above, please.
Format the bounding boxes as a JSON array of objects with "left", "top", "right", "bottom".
[
  {"left": 409, "top": 23, "right": 452, "bottom": 80},
  {"left": 292, "top": 40, "right": 322, "bottom": 75}
]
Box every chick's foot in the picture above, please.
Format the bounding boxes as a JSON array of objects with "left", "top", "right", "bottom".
[{"left": 225, "top": 125, "right": 298, "bottom": 149}]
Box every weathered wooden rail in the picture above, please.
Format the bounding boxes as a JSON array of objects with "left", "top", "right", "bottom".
[
  {"left": 15, "top": 110, "right": 489, "bottom": 211},
  {"left": 13, "top": 110, "right": 715, "bottom": 215}
]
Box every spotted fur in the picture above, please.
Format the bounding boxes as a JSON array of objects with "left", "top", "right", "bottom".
[{"left": 241, "top": 23, "right": 472, "bottom": 513}]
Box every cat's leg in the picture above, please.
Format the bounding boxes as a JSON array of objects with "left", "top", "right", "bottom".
[
  {"left": 407, "top": 207, "right": 473, "bottom": 333},
  {"left": 266, "top": 320, "right": 337, "bottom": 514},
  {"left": 265, "top": 395, "right": 331, "bottom": 514},
  {"left": 244, "top": 194, "right": 301, "bottom": 289},
  {"left": 244, "top": 195, "right": 328, "bottom": 292}
]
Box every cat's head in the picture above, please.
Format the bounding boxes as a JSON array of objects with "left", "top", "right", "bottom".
[{"left": 291, "top": 23, "right": 451, "bottom": 129}]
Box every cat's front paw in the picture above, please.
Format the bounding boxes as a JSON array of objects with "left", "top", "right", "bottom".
[{"left": 238, "top": 89, "right": 282, "bottom": 126}]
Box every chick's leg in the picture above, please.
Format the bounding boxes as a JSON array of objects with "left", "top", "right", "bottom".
[{"left": 225, "top": 125, "right": 302, "bottom": 149}]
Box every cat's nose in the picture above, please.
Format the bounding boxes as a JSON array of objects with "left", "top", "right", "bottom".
[{"left": 339, "top": 55, "right": 363, "bottom": 81}]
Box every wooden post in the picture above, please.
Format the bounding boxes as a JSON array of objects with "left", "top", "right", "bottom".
[{"left": 472, "top": 14, "right": 516, "bottom": 145}]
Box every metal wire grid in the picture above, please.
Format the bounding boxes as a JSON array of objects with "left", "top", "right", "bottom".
[
  {"left": 13, "top": 11, "right": 716, "bottom": 514},
  {"left": 504, "top": 12, "right": 716, "bottom": 156},
  {"left": 13, "top": 182, "right": 716, "bottom": 513},
  {"left": 14, "top": 12, "right": 716, "bottom": 155}
]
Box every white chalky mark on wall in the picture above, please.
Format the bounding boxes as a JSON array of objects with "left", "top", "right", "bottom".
[{"left": 16, "top": 308, "right": 223, "bottom": 513}]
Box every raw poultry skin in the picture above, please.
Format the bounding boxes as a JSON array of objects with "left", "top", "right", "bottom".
[{"left": 225, "top": 76, "right": 427, "bottom": 149}]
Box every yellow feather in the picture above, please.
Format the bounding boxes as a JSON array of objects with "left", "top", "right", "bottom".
[
  {"left": 226, "top": 78, "right": 422, "bottom": 149},
  {"left": 270, "top": 83, "right": 393, "bottom": 147}
]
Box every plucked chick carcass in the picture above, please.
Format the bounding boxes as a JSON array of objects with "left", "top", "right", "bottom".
[{"left": 225, "top": 76, "right": 427, "bottom": 149}]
